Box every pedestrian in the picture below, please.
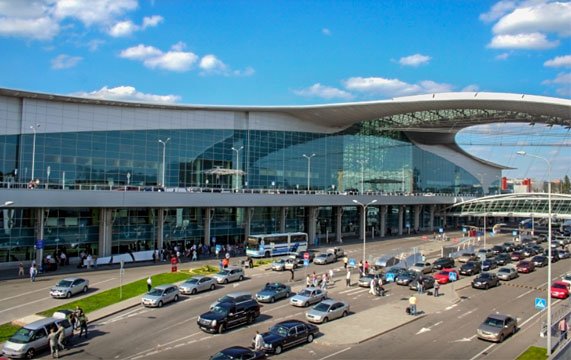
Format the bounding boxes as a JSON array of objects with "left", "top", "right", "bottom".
[
  {"left": 69, "top": 312, "right": 77, "bottom": 335},
  {"left": 56, "top": 323, "right": 65, "bottom": 351},
  {"left": 311, "top": 272, "right": 318, "bottom": 287},
  {"left": 560, "top": 317, "right": 569, "bottom": 340},
  {"left": 147, "top": 276, "right": 152, "bottom": 292},
  {"left": 364, "top": 260, "right": 369, "bottom": 275},
  {"left": 358, "top": 260, "right": 363, "bottom": 276},
  {"left": 328, "top": 268, "right": 334, "bottom": 285},
  {"left": 254, "top": 330, "right": 265, "bottom": 351},
  {"left": 434, "top": 281, "right": 440, "bottom": 297},
  {"left": 18, "top": 262, "right": 24, "bottom": 277},
  {"left": 378, "top": 277, "right": 385, "bottom": 296},
  {"left": 409, "top": 295, "right": 417, "bottom": 316},
  {"left": 306, "top": 274, "right": 311, "bottom": 287},
  {"left": 343, "top": 256, "right": 348, "bottom": 269},
  {"left": 321, "top": 273, "right": 327, "bottom": 289},
  {"left": 29, "top": 264, "right": 37, "bottom": 282},
  {"left": 289, "top": 268, "right": 295, "bottom": 282},
  {"left": 192, "top": 249, "right": 198, "bottom": 261},
  {"left": 417, "top": 276, "right": 424, "bottom": 295},
  {"left": 369, "top": 277, "right": 376, "bottom": 295},
  {"left": 346, "top": 269, "right": 351, "bottom": 287},
  {"left": 48, "top": 326, "right": 59, "bottom": 358},
  {"left": 78, "top": 312, "right": 88, "bottom": 338}
]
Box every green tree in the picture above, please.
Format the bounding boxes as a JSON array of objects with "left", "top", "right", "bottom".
[{"left": 562, "top": 175, "right": 571, "bottom": 194}]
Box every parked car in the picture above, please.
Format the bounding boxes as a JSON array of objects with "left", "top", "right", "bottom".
[
  {"left": 494, "top": 253, "right": 512, "bottom": 266},
  {"left": 432, "top": 257, "right": 455, "bottom": 270},
  {"left": 271, "top": 258, "right": 298, "bottom": 271},
  {"left": 253, "top": 320, "right": 319, "bottom": 355},
  {"left": 457, "top": 252, "right": 478, "bottom": 263},
  {"left": 561, "top": 273, "right": 571, "bottom": 287},
  {"left": 1, "top": 317, "right": 73, "bottom": 359},
  {"left": 210, "top": 346, "right": 266, "bottom": 360},
  {"left": 50, "top": 277, "right": 89, "bottom": 299},
  {"left": 491, "top": 245, "right": 507, "bottom": 254},
  {"left": 178, "top": 276, "right": 217, "bottom": 295},
  {"left": 477, "top": 314, "right": 517, "bottom": 342},
  {"left": 409, "top": 262, "right": 433, "bottom": 274},
  {"left": 395, "top": 270, "right": 419, "bottom": 286},
  {"left": 255, "top": 282, "right": 291, "bottom": 303},
  {"left": 497, "top": 267, "right": 519, "bottom": 281},
  {"left": 326, "top": 247, "right": 345, "bottom": 260},
  {"left": 472, "top": 272, "right": 500, "bottom": 290},
  {"left": 459, "top": 261, "right": 481, "bottom": 276},
  {"left": 531, "top": 255, "right": 548, "bottom": 268},
  {"left": 305, "top": 299, "right": 350, "bottom": 324},
  {"left": 433, "top": 268, "right": 460, "bottom": 284},
  {"left": 516, "top": 260, "right": 535, "bottom": 273},
  {"left": 477, "top": 248, "right": 494, "bottom": 259},
  {"left": 550, "top": 281, "right": 570, "bottom": 299},
  {"left": 374, "top": 255, "right": 401, "bottom": 269},
  {"left": 510, "top": 251, "right": 526, "bottom": 262},
  {"left": 409, "top": 275, "right": 436, "bottom": 291},
  {"left": 503, "top": 242, "right": 516, "bottom": 252},
  {"left": 198, "top": 298, "right": 260, "bottom": 333},
  {"left": 290, "top": 287, "right": 327, "bottom": 307},
  {"left": 213, "top": 267, "right": 245, "bottom": 284},
  {"left": 313, "top": 252, "right": 336, "bottom": 265},
  {"left": 521, "top": 246, "right": 537, "bottom": 257},
  {"left": 141, "top": 284, "right": 180, "bottom": 307},
  {"left": 358, "top": 273, "right": 383, "bottom": 288},
  {"left": 210, "top": 292, "right": 253, "bottom": 310},
  {"left": 481, "top": 259, "right": 498, "bottom": 271},
  {"left": 384, "top": 267, "right": 409, "bottom": 282},
  {"left": 557, "top": 249, "right": 571, "bottom": 259}
]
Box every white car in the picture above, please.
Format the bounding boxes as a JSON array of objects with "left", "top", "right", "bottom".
[
  {"left": 213, "top": 267, "right": 245, "bottom": 284},
  {"left": 289, "top": 287, "right": 327, "bottom": 307},
  {"left": 561, "top": 273, "right": 571, "bottom": 287},
  {"left": 50, "top": 277, "right": 89, "bottom": 299},
  {"left": 141, "top": 284, "right": 180, "bottom": 307},
  {"left": 178, "top": 276, "right": 217, "bottom": 295},
  {"left": 314, "top": 253, "right": 336, "bottom": 265}
]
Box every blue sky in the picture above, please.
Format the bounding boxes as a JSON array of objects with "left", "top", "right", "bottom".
[{"left": 0, "top": 0, "right": 569, "bottom": 180}]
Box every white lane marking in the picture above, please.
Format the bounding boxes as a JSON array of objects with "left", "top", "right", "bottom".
[
  {"left": 458, "top": 308, "right": 477, "bottom": 319},
  {"left": 123, "top": 331, "right": 202, "bottom": 359},
  {"left": 445, "top": 304, "right": 458, "bottom": 311},
  {"left": 453, "top": 335, "right": 477, "bottom": 342},
  {"left": 160, "top": 316, "right": 198, "bottom": 333},
  {"left": 416, "top": 320, "right": 443, "bottom": 334},
  {"left": 101, "top": 307, "right": 149, "bottom": 325},
  {"left": 339, "top": 288, "right": 368, "bottom": 295},
  {"left": 318, "top": 347, "right": 352, "bottom": 360},
  {"left": 516, "top": 289, "right": 535, "bottom": 299}
]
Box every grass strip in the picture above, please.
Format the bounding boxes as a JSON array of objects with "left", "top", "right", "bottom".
[
  {"left": 0, "top": 323, "right": 22, "bottom": 345},
  {"left": 516, "top": 346, "right": 547, "bottom": 360}
]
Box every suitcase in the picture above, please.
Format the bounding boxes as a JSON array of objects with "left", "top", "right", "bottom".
[{"left": 405, "top": 306, "right": 411, "bottom": 315}]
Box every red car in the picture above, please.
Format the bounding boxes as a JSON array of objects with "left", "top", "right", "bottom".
[
  {"left": 516, "top": 260, "right": 535, "bottom": 273},
  {"left": 433, "top": 268, "right": 460, "bottom": 284},
  {"left": 550, "top": 281, "right": 570, "bottom": 299},
  {"left": 510, "top": 251, "right": 525, "bottom": 261}
]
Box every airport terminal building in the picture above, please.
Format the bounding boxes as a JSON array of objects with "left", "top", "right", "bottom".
[{"left": 0, "top": 89, "right": 569, "bottom": 265}]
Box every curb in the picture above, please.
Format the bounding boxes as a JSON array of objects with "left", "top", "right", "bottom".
[{"left": 89, "top": 301, "right": 142, "bottom": 323}]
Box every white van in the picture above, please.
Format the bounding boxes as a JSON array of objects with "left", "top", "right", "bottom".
[{"left": 2, "top": 317, "right": 73, "bottom": 359}]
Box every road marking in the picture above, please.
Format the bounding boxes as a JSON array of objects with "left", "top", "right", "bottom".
[
  {"left": 416, "top": 320, "right": 443, "bottom": 334},
  {"left": 458, "top": 308, "right": 477, "bottom": 319},
  {"left": 318, "top": 347, "right": 352, "bottom": 360},
  {"left": 469, "top": 343, "right": 495, "bottom": 360},
  {"left": 123, "top": 331, "right": 202, "bottom": 359},
  {"left": 516, "top": 288, "right": 535, "bottom": 299},
  {"left": 445, "top": 304, "right": 458, "bottom": 311},
  {"left": 453, "top": 335, "right": 476, "bottom": 342}
]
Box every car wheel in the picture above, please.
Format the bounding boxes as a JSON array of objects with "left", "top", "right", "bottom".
[
  {"left": 485, "top": 284, "right": 489, "bottom": 290},
  {"left": 191, "top": 288, "right": 197, "bottom": 295},
  {"left": 304, "top": 302, "right": 309, "bottom": 307},
  {"left": 66, "top": 292, "right": 72, "bottom": 299},
  {"left": 286, "top": 291, "right": 290, "bottom": 298},
  {"left": 224, "top": 279, "right": 229, "bottom": 284},
  {"left": 239, "top": 275, "right": 244, "bottom": 281},
  {"left": 174, "top": 295, "right": 179, "bottom": 302},
  {"left": 274, "top": 345, "right": 283, "bottom": 355},
  {"left": 342, "top": 311, "right": 348, "bottom": 317},
  {"left": 158, "top": 301, "right": 163, "bottom": 308},
  {"left": 25, "top": 348, "right": 35, "bottom": 359},
  {"left": 248, "top": 315, "right": 255, "bottom": 324},
  {"left": 83, "top": 286, "right": 88, "bottom": 293},
  {"left": 512, "top": 327, "right": 517, "bottom": 335},
  {"left": 499, "top": 334, "right": 504, "bottom": 343},
  {"left": 323, "top": 317, "right": 328, "bottom": 323},
  {"left": 218, "top": 323, "right": 225, "bottom": 334},
  {"left": 307, "top": 334, "right": 314, "bottom": 343},
  {"left": 210, "top": 284, "right": 215, "bottom": 291}
]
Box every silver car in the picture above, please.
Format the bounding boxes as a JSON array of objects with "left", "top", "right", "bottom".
[
  {"left": 178, "top": 276, "right": 217, "bottom": 295},
  {"left": 290, "top": 287, "right": 327, "bottom": 307},
  {"left": 497, "top": 267, "right": 519, "bottom": 281},
  {"left": 409, "top": 262, "right": 433, "bottom": 274},
  {"left": 314, "top": 253, "right": 336, "bottom": 265},
  {"left": 213, "top": 267, "right": 245, "bottom": 284},
  {"left": 271, "top": 258, "right": 294, "bottom": 271},
  {"left": 141, "top": 284, "right": 180, "bottom": 307},
  {"left": 477, "top": 314, "right": 518, "bottom": 342},
  {"left": 50, "top": 277, "right": 90, "bottom": 299},
  {"left": 305, "top": 299, "right": 349, "bottom": 324}
]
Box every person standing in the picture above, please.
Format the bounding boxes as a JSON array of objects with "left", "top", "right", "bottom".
[
  {"left": 147, "top": 276, "right": 152, "bottom": 292},
  {"left": 254, "top": 330, "right": 265, "bottom": 351},
  {"left": 369, "top": 277, "right": 376, "bottom": 295},
  {"left": 409, "top": 295, "right": 417, "bottom": 316},
  {"left": 328, "top": 268, "right": 334, "bottom": 285},
  {"left": 321, "top": 273, "right": 327, "bottom": 289},
  {"left": 560, "top": 317, "right": 569, "bottom": 340},
  {"left": 48, "top": 326, "right": 59, "bottom": 358},
  {"left": 30, "top": 264, "right": 37, "bottom": 282},
  {"left": 78, "top": 312, "right": 88, "bottom": 338},
  {"left": 18, "top": 262, "right": 24, "bottom": 277},
  {"left": 192, "top": 249, "right": 198, "bottom": 261},
  {"left": 343, "top": 255, "right": 348, "bottom": 269},
  {"left": 306, "top": 274, "right": 311, "bottom": 287},
  {"left": 364, "top": 261, "right": 369, "bottom": 275},
  {"left": 289, "top": 267, "right": 295, "bottom": 282},
  {"left": 56, "top": 323, "right": 65, "bottom": 351},
  {"left": 434, "top": 281, "right": 440, "bottom": 297},
  {"left": 345, "top": 269, "right": 351, "bottom": 287},
  {"left": 417, "top": 276, "right": 424, "bottom": 295}
]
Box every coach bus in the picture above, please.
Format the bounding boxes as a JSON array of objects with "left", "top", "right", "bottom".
[{"left": 246, "top": 232, "right": 308, "bottom": 258}]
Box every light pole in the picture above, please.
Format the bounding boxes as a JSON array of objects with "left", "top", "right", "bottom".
[
  {"left": 517, "top": 150, "right": 552, "bottom": 355},
  {"left": 158, "top": 138, "right": 170, "bottom": 187},
  {"left": 357, "top": 159, "right": 366, "bottom": 194},
  {"left": 30, "top": 124, "right": 40, "bottom": 182},
  {"left": 302, "top": 153, "right": 316, "bottom": 191},
  {"left": 352, "top": 199, "right": 378, "bottom": 261},
  {"left": 46, "top": 166, "right": 51, "bottom": 189},
  {"left": 232, "top": 146, "right": 244, "bottom": 190}
]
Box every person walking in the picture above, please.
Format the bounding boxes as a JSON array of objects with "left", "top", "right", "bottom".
[
  {"left": 364, "top": 261, "right": 369, "bottom": 275},
  {"left": 48, "top": 326, "right": 59, "bottom": 358},
  {"left": 369, "top": 277, "right": 376, "bottom": 295},
  {"left": 56, "top": 323, "right": 65, "bottom": 351},
  {"left": 560, "top": 317, "right": 569, "bottom": 340},
  {"left": 306, "top": 274, "right": 311, "bottom": 287},
  {"left": 345, "top": 269, "right": 351, "bottom": 287},
  {"left": 321, "top": 273, "right": 327, "bottom": 290},
  {"left": 328, "top": 268, "right": 334, "bottom": 285},
  {"left": 343, "top": 255, "right": 348, "bottom": 269},
  {"left": 434, "top": 281, "right": 440, "bottom": 297},
  {"left": 29, "top": 264, "right": 37, "bottom": 282},
  {"left": 69, "top": 312, "right": 77, "bottom": 336},
  {"left": 192, "top": 249, "right": 198, "bottom": 261},
  {"left": 78, "top": 312, "right": 88, "bottom": 338},
  {"left": 417, "top": 276, "right": 424, "bottom": 295},
  {"left": 147, "top": 276, "right": 152, "bottom": 292},
  {"left": 18, "top": 262, "right": 24, "bottom": 277},
  {"left": 289, "top": 268, "right": 295, "bottom": 282},
  {"left": 409, "top": 295, "right": 417, "bottom": 316},
  {"left": 254, "top": 330, "right": 265, "bottom": 351}
]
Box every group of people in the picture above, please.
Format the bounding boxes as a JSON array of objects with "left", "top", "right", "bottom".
[
  {"left": 306, "top": 270, "right": 334, "bottom": 289},
  {"left": 48, "top": 306, "right": 88, "bottom": 358}
]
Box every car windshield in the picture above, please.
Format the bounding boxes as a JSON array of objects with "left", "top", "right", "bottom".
[
  {"left": 210, "top": 351, "right": 235, "bottom": 360},
  {"left": 413, "top": 263, "right": 424, "bottom": 267},
  {"left": 274, "top": 259, "right": 286, "bottom": 264},
  {"left": 479, "top": 273, "right": 492, "bottom": 279},
  {"left": 313, "top": 303, "right": 331, "bottom": 312},
  {"left": 298, "top": 290, "right": 312, "bottom": 297},
  {"left": 147, "top": 289, "right": 164, "bottom": 296},
  {"left": 264, "top": 284, "right": 279, "bottom": 291},
  {"left": 56, "top": 280, "right": 73, "bottom": 287},
  {"left": 464, "top": 263, "right": 476, "bottom": 268},
  {"left": 552, "top": 283, "right": 567, "bottom": 289},
  {"left": 438, "top": 271, "right": 450, "bottom": 276},
  {"left": 484, "top": 317, "right": 504, "bottom": 328},
  {"left": 185, "top": 278, "right": 199, "bottom": 284},
  {"left": 270, "top": 325, "right": 289, "bottom": 337},
  {"left": 498, "top": 268, "right": 510, "bottom": 273},
  {"left": 211, "top": 305, "right": 229, "bottom": 315},
  {"left": 317, "top": 254, "right": 327, "bottom": 258},
  {"left": 218, "top": 295, "right": 237, "bottom": 303},
  {"left": 9, "top": 327, "right": 34, "bottom": 344},
  {"left": 217, "top": 270, "right": 230, "bottom": 276}
]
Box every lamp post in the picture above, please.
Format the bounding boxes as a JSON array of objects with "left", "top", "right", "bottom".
[
  {"left": 158, "top": 138, "right": 170, "bottom": 186},
  {"left": 46, "top": 166, "right": 51, "bottom": 189},
  {"left": 352, "top": 199, "right": 378, "bottom": 261},
  {"left": 357, "top": 159, "right": 366, "bottom": 194},
  {"left": 302, "top": 153, "right": 316, "bottom": 191},
  {"left": 517, "top": 150, "right": 552, "bottom": 355},
  {"left": 30, "top": 124, "right": 40, "bottom": 182},
  {"left": 232, "top": 146, "right": 244, "bottom": 190}
]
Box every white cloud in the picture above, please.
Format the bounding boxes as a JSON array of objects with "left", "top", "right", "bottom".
[
  {"left": 199, "top": 54, "right": 227, "bottom": 73},
  {"left": 108, "top": 20, "right": 138, "bottom": 37},
  {"left": 142, "top": 15, "right": 163, "bottom": 28},
  {"left": 120, "top": 44, "right": 162, "bottom": 59},
  {"left": 495, "top": 52, "right": 510, "bottom": 60},
  {"left": 461, "top": 84, "right": 480, "bottom": 92},
  {"left": 294, "top": 83, "right": 353, "bottom": 100},
  {"left": 144, "top": 50, "right": 198, "bottom": 71},
  {"left": 492, "top": 2, "right": 571, "bottom": 37},
  {"left": 0, "top": 15, "right": 59, "bottom": 40},
  {"left": 488, "top": 32, "right": 559, "bottom": 49},
  {"left": 72, "top": 85, "right": 180, "bottom": 103},
  {"left": 542, "top": 72, "right": 571, "bottom": 97},
  {"left": 544, "top": 55, "right": 571, "bottom": 67},
  {"left": 398, "top": 54, "right": 431, "bottom": 67},
  {"left": 479, "top": 0, "right": 517, "bottom": 23},
  {"left": 322, "top": 28, "right": 331, "bottom": 36},
  {"left": 343, "top": 76, "right": 453, "bottom": 97},
  {"left": 51, "top": 54, "right": 82, "bottom": 69},
  {"left": 86, "top": 39, "right": 105, "bottom": 51},
  {"left": 233, "top": 67, "right": 255, "bottom": 77},
  {"left": 53, "top": 0, "right": 138, "bottom": 27}
]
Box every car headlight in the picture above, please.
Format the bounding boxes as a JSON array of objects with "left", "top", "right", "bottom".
[{"left": 211, "top": 320, "right": 217, "bottom": 326}]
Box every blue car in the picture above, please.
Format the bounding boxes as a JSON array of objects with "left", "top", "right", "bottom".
[
  {"left": 384, "top": 267, "right": 408, "bottom": 282},
  {"left": 255, "top": 282, "right": 291, "bottom": 303}
]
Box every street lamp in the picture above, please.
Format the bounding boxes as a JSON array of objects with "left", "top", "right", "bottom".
[
  {"left": 352, "top": 199, "right": 378, "bottom": 261},
  {"left": 357, "top": 159, "right": 366, "bottom": 194},
  {"left": 158, "top": 138, "right": 170, "bottom": 186},
  {"left": 232, "top": 146, "right": 244, "bottom": 190},
  {"left": 30, "top": 124, "right": 40, "bottom": 181},
  {"left": 46, "top": 166, "right": 51, "bottom": 189},
  {"left": 517, "top": 150, "right": 553, "bottom": 355},
  {"left": 302, "top": 153, "right": 316, "bottom": 191}
]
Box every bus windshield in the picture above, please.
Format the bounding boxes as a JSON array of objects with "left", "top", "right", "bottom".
[{"left": 246, "top": 237, "right": 259, "bottom": 250}]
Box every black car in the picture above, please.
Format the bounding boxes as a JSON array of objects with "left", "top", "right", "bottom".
[
  {"left": 531, "top": 255, "right": 548, "bottom": 267},
  {"left": 433, "top": 257, "right": 455, "bottom": 270},
  {"left": 492, "top": 245, "right": 507, "bottom": 254},
  {"left": 459, "top": 261, "right": 481, "bottom": 276},
  {"left": 254, "top": 320, "right": 319, "bottom": 355},
  {"left": 472, "top": 272, "right": 500, "bottom": 290},
  {"left": 395, "top": 270, "right": 418, "bottom": 286},
  {"left": 210, "top": 346, "right": 266, "bottom": 360},
  {"left": 521, "top": 247, "right": 537, "bottom": 257},
  {"left": 409, "top": 275, "right": 436, "bottom": 291},
  {"left": 494, "top": 253, "right": 512, "bottom": 266},
  {"left": 482, "top": 259, "right": 498, "bottom": 271},
  {"left": 503, "top": 242, "right": 516, "bottom": 252},
  {"left": 198, "top": 299, "right": 260, "bottom": 333}
]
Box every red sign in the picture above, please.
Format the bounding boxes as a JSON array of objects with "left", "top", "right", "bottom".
[{"left": 303, "top": 252, "right": 310, "bottom": 260}]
